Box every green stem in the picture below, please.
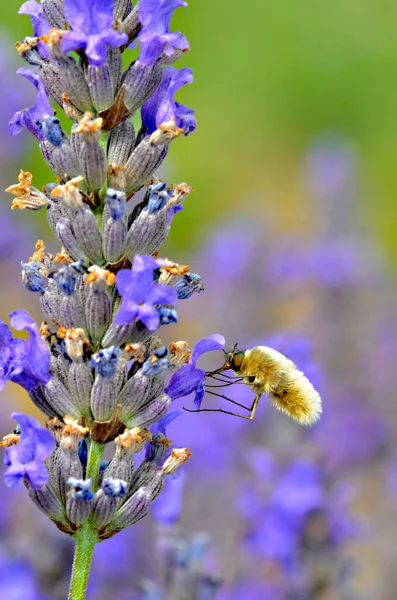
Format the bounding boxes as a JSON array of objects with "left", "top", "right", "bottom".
[
  {"left": 67, "top": 440, "right": 104, "bottom": 600},
  {"left": 67, "top": 521, "right": 97, "bottom": 600}
]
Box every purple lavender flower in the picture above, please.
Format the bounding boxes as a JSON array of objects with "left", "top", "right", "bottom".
[
  {"left": 115, "top": 255, "right": 178, "bottom": 329},
  {"left": 9, "top": 69, "right": 54, "bottom": 141},
  {"left": 61, "top": 0, "right": 128, "bottom": 66},
  {"left": 138, "top": 0, "right": 189, "bottom": 67},
  {"left": 4, "top": 413, "right": 55, "bottom": 489},
  {"left": 141, "top": 66, "right": 195, "bottom": 135},
  {"left": 166, "top": 334, "right": 225, "bottom": 406},
  {"left": 0, "top": 310, "right": 51, "bottom": 392}
]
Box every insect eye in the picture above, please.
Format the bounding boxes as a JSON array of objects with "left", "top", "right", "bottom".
[
  {"left": 230, "top": 351, "right": 245, "bottom": 371},
  {"left": 247, "top": 376, "right": 256, "bottom": 383}
]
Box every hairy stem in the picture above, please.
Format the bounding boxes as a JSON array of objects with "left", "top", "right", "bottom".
[{"left": 67, "top": 440, "right": 104, "bottom": 600}]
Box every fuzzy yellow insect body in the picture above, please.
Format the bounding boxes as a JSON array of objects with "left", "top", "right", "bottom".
[{"left": 226, "top": 346, "right": 322, "bottom": 426}]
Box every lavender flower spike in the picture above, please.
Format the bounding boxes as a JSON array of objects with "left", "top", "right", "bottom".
[
  {"left": 3, "top": 413, "right": 55, "bottom": 489},
  {"left": 61, "top": 0, "right": 128, "bottom": 66}
]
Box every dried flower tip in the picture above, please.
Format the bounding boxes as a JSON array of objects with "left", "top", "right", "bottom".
[
  {"left": 46, "top": 416, "right": 65, "bottom": 443},
  {"left": 62, "top": 93, "right": 83, "bottom": 121},
  {"left": 53, "top": 249, "right": 73, "bottom": 264},
  {"left": 50, "top": 176, "right": 85, "bottom": 209},
  {"left": 161, "top": 448, "right": 192, "bottom": 475},
  {"left": 85, "top": 266, "right": 116, "bottom": 287},
  {"left": 115, "top": 427, "right": 153, "bottom": 454},
  {"left": 168, "top": 182, "right": 193, "bottom": 207},
  {"left": 40, "top": 28, "right": 64, "bottom": 59},
  {"left": 149, "top": 120, "right": 184, "bottom": 144},
  {"left": 28, "top": 240, "right": 46, "bottom": 264},
  {"left": 107, "top": 164, "right": 127, "bottom": 191},
  {"left": 145, "top": 336, "right": 164, "bottom": 355},
  {"left": 74, "top": 112, "right": 103, "bottom": 137},
  {"left": 158, "top": 259, "right": 190, "bottom": 285},
  {"left": 5, "top": 170, "right": 49, "bottom": 211},
  {"left": 123, "top": 343, "right": 146, "bottom": 363},
  {"left": 39, "top": 321, "right": 52, "bottom": 341},
  {"left": 15, "top": 38, "right": 40, "bottom": 55},
  {"left": 58, "top": 327, "right": 90, "bottom": 359},
  {"left": 168, "top": 341, "right": 191, "bottom": 367},
  {"left": 0, "top": 433, "right": 20, "bottom": 448},
  {"left": 62, "top": 416, "right": 89, "bottom": 438}
]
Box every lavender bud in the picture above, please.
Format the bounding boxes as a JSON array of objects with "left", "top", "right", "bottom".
[
  {"left": 128, "top": 393, "right": 171, "bottom": 429},
  {"left": 90, "top": 347, "right": 123, "bottom": 421},
  {"left": 21, "top": 261, "right": 46, "bottom": 293},
  {"left": 73, "top": 115, "right": 107, "bottom": 193},
  {"left": 72, "top": 208, "right": 104, "bottom": 264},
  {"left": 66, "top": 478, "right": 94, "bottom": 525},
  {"left": 103, "top": 219, "right": 127, "bottom": 264},
  {"left": 56, "top": 218, "right": 86, "bottom": 262},
  {"left": 47, "top": 201, "right": 68, "bottom": 236},
  {"left": 114, "top": 0, "right": 131, "bottom": 20},
  {"left": 42, "top": 0, "right": 66, "bottom": 28},
  {"left": 50, "top": 354, "right": 70, "bottom": 387},
  {"left": 85, "top": 267, "right": 115, "bottom": 342},
  {"left": 107, "top": 47, "right": 123, "bottom": 93},
  {"left": 42, "top": 141, "right": 81, "bottom": 181},
  {"left": 118, "top": 371, "right": 152, "bottom": 424},
  {"left": 53, "top": 442, "right": 84, "bottom": 504},
  {"left": 40, "top": 61, "right": 65, "bottom": 107},
  {"left": 68, "top": 361, "right": 94, "bottom": 417},
  {"left": 128, "top": 460, "right": 163, "bottom": 500},
  {"left": 87, "top": 65, "right": 115, "bottom": 112},
  {"left": 38, "top": 116, "right": 63, "bottom": 146},
  {"left": 40, "top": 282, "right": 63, "bottom": 327},
  {"left": 102, "top": 321, "right": 155, "bottom": 347},
  {"left": 107, "top": 121, "right": 136, "bottom": 166},
  {"left": 28, "top": 483, "right": 66, "bottom": 523},
  {"left": 121, "top": 5, "right": 142, "bottom": 44},
  {"left": 125, "top": 138, "right": 168, "bottom": 193},
  {"left": 58, "top": 57, "right": 93, "bottom": 113},
  {"left": 175, "top": 273, "right": 205, "bottom": 299},
  {"left": 29, "top": 386, "right": 58, "bottom": 418},
  {"left": 59, "top": 295, "right": 86, "bottom": 329},
  {"left": 92, "top": 479, "right": 128, "bottom": 527},
  {"left": 126, "top": 207, "right": 170, "bottom": 257},
  {"left": 42, "top": 377, "right": 80, "bottom": 419},
  {"left": 110, "top": 487, "right": 152, "bottom": 530},
  {"left": 103, "top": 190, "right": 127, "bottom": 263},
  {"left": 122, "top": 62, "right": 163, "bottom": 114}
]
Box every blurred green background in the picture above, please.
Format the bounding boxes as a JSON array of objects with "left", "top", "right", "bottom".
[{"left": 5, "top": 0, "right": 397, "bottom": 259}]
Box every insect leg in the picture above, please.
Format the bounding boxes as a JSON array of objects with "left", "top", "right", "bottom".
[
  {"left": 184, "top": 407, "right": 252, "bottom": 418},
  {"left": 205, "top": 389, "right": 252, "bottom": 411}
]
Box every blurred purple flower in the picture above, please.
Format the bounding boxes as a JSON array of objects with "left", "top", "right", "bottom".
[
  {"left": 312, "top": 398, "right": 386, "bottom": 472},
  {"left": 62, "top": 0, "right": 128, "bottom": 66},
  {"left": 115, "top": 255, "right": 178, "bottom": 329},
  {"left": 0, "top": 552, "right": 45, "bottom": 600},
  {"left": 4, "top": 413, "right": 55, "bottom": 489}
]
